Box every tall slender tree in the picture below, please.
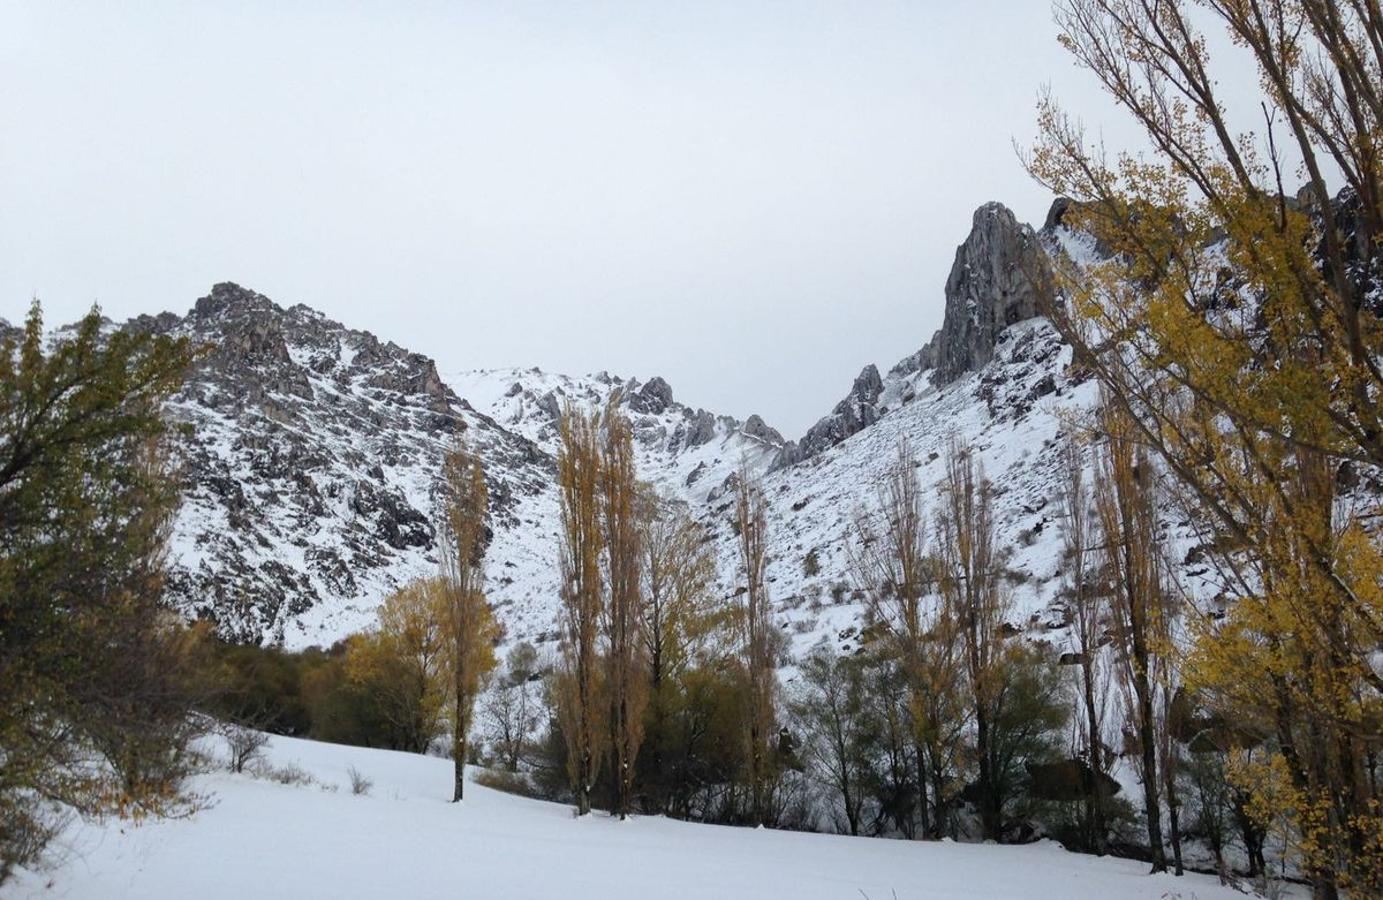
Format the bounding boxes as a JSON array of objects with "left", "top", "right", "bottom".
[
  {"left": 556, "top": 405, "right": 606, "bottom": 816},
  {"left": 1058, "top": 433, "right": 1112, "bottom": 852},
  {"left": 1092, "top": 402, "right": 1174, "bottom": 872},
  {"left": 735, "top": 462, "right": 776, "bottom": 827},
  {"left": 641, "top": 494, "right": 718, "bottom": 811},
  {"left": 935, "top": 438, "right": 1007, "bottom": 841},
  {"left": 600, "top": 400, "right": 647, "bottom": 819},
  {"left": 439, "top": 436, "right": 498, "bottom": 802}
]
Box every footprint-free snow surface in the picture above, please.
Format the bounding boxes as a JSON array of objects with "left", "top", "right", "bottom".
[{"left": 17, "top": 734, "right": 1257, "bottom": 899}]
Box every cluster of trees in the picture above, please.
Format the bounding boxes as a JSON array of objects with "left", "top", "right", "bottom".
[
  {"left": 787, "top": 429, "right": 1290, "bottom": 888},
  {"left": 825, "top": 439, "right": 1071, "bottom": 844},
  {"left": 547, "top": 400, "right": 793, "bottom": 824},
  {"left": 208, "top": 440, "right": 500, "bottom": 802},
  {"left": 0, "top": 303, "right": 202, "bottom": 884},
  {"left": 1026, "top": 1, "right": 1383, "bottom": 895}
]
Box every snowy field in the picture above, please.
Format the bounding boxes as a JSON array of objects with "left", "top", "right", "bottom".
[{"left": 13, "top": 734, "right": 1265, "bottom": 900}]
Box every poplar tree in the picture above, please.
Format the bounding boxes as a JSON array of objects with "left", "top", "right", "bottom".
[
  {"left": 440, "top": 437, "right": 498, "bottom": 802},
  {"left": 556, "top": 405, "right": 605, "bottom": 816},
  {"left": 735, "top": 462, "right": 776, "bottom": 827},
  {"left": 935, "top": 439, "right": 1007, "bottom": 841},
  {"left": 1092, "top": 405, "right": 1174, "bottom": 872},
  {"left": 1057, "top": 434, "right": 1112, "bottom": 853},
  {"left": 641, "top": 494, "right": 718, "bottom": 811},
  {"left": 600, "top": 401, "right": 647, "bottom": 819}
]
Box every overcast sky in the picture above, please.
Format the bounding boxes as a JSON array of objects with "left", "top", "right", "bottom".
[{"left": 2, "top": 2, "right": 1243, "bottom": 436}]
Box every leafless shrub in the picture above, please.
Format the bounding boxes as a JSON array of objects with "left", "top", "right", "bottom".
[
  {"left": 217, "top": 722, "right": 270, "bottom": 774},
  {"left": 347, "top": 766, "right": 372, "bottom": 796},
  {"left": 250, "top": 760, "right": 316, "bottom": 788}
]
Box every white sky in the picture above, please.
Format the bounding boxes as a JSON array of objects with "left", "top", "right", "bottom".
[{"left": 0, "top": 1, "right": 1264, "bottom": 437}]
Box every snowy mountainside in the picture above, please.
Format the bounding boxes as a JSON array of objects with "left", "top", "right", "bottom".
[
  {"left": 707, "top": 318, "right": 1099, "bottom": 664},
  {"left": 133, "top": 197, "right": 1153, "bottom": 665},
  {"left": 694, "top": 200, "right": 1115, "bottom": 665},
  {"left": 137, "top": 285, "right": 559, "bottom": 648},
  {"left": 448, "top": 367, "right": 785, "bottom": 506}
]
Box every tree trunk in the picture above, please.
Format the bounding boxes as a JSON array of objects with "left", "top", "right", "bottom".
[
  {"left": 1135, "top": 681, "right": 1166, "bottom": 872},
  {"left": 976, "top": 708, "right": 999, "bottom": 841},
  {"left": 913, "top": 735, "right": 931, "bottom": 839},
  {"left": 452, "top": 730, "right": 466, "bottom": 803},
  {"left": 1162, "top": 748, "right": 1183, "bottom": 875},
  {"left": 1082, "top": 659, "right": 1105, "bottom": 852}
]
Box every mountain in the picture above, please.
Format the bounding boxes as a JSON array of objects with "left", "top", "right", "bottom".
[{"left": 121, "top": 197, "right": 1141, "bottom": 659}]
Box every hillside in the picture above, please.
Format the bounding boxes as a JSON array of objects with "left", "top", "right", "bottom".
[
  {"left": 133, "top": 198, "right": 1145, "bottom": 668},
  {"left": 10, "top": 733, "right": 1264, "bottom": 900}
]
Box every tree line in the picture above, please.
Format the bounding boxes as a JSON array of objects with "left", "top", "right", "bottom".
[{"left": 1026, "top": 2, "right": 1383, "bottom": 896}]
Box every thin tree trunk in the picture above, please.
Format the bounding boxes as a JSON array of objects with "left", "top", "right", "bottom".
[
  {"left": 1162, "top": 747, "right": 1183, "bottom": 875},
  {"left": 1082, "top": 659, "right": 1105, "bottom": 852},
  {"left": 913, "top": 735, "right": 931, "bottom": 839}
]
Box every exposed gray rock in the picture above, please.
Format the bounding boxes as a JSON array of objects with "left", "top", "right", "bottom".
[
  {"left": 775, "top": 201, "right": 1053, "bottom": 469},
  {"left": 933, "top": 202, "right": 1053, "bottom": 385},
  {"left": 537, "top": 391, "right": 562, "bottom": 421},
  {"left": 678, "top": 408, "right": 718, "bottom": 449},
  {"left": 134, "top": 283, "right": 552, "bottom": 644},
  {"left": 741, "top": 414, "right": 785, "bottom": 446},
  {"left": 629, "top": 375, "right": 673, "bottom": 414},
  {"left": 1043, "top": 196, "right": 1075, "bottom": 231},
  {"left": 774, "top": 364, "right": 884, "bottom": 469}
]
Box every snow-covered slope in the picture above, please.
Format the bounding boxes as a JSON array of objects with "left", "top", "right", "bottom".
[
  {"left": 11, "top": 733, "right": 1261, "bottom": 900},
  {"left": 447, "top": 366, "right": 785, "bottom": 506},
  {"left": 135, "top": 285, "right": 560, "bottom": 648},
  {"left": 724, "top": 317, "right": 1097, "bottom": 663},
  {"left": 130, "top": 198, "right": 1136, "bottom": 665}
]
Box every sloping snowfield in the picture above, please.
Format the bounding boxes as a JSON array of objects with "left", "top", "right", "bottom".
[{"left": 15, "top": 735, "right": 1257, "bottom": 900}]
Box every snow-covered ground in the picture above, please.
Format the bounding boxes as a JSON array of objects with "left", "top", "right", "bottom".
[{"left": 14, "top": 734, "right": 1265, "bottom": 900}]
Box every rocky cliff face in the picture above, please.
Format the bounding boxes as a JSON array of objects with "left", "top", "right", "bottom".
[
  {"left": 933, "top": 203, "right": 1054, "bottom": 384},
  {"left": 118, "top": 284, "right": 791, "bottom": 647},
  {"left": 780, "top": 201, "right": 1054, "bottom": 465}
]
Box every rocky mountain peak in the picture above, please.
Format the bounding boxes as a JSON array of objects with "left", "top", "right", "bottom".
[
  {"left": 192, "top": 281, "right": 281, "bottom": 322},
  {"left": 774, "top": 363, "right": 884, "bottom": 468},
  {"left": 933, "top": 202, "right": 1053, "bottom": 385},
  {"left": 630, "top": 376, "right": 674, "bottom": 414},
  {"left": 781, "top": 201, "right": 1054, "bottom": 465}
]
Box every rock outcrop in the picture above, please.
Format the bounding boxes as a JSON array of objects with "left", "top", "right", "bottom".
[
  {"left": 774, "top": 364, "right": 884, "bottom": 468},
  {"left": 780, "top": 201, "right": 1052, "bottom": 465},
  {"left": 932, "top": 202, "right": 1053, "bottom": 385}
]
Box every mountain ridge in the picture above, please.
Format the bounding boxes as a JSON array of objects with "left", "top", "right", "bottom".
[{"left": 79, "top": 197, "right": 1105, "bottom": 658}]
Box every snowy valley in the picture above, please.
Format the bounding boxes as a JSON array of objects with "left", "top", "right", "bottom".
[{"left": 9, "top": 732, "right": 1260, "bottom": 900}]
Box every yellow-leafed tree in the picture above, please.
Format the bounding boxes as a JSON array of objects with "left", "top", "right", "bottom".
[
  {"left": 600, "top": 400, "right": 647, "bottom": 820},
  {"left": 556, "top": 405, "right": 606, "bottom": 816},
  {"left": 440, "top": 437, "right": 499, "bottom": 802},
  {"left": 1029, "top": 2, "right": 1383, "bottom": 893},
  {"left": 347, "top": 579, "right": 447, "bottom": 755}
]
